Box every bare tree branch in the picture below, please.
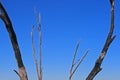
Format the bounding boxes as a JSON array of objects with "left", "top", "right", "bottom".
[
  {"left": 14, "top": 69, "right": 20, "bottom": 77},
  {"left": 69, "top": 41, "right": 89, "bottom": 80},
  {"left": 31, "top": 8, "right": 42, "bottom": 80},
  {"left": 38, "top": 20, "right": 42, "bottom": 80},
  {"left": 86, "top": 0, "right": 116, "bottom": 80},
  {"left": 31, "top": 26, "right": 40, "bottom": 80},
  {"left": 35, "top": 9, "right": 43, "bottom": 80},
  {"left": 69, "top": 41, "right": 80, "bottom": 80},
  {"left": 0, "top": 2, "right": 28, "bottom": 80}
]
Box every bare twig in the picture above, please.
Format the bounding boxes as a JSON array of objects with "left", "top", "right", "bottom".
[
  {"left": 0, "top": 2, "right": 28, "bottom": 80},
  {"left": 38, "top": 14, "right": 42, "bottom": 80},
  {"left": 38, "top": 19, "right": 42, "bottom": 80},
  {"left": 31, "top": 26, "right": 40, "bottom": 80},
  {"left": 36, "top": 12, "right": 42, "bottom": 80},
  {"left": 31, "top": 7, "right": 42, "bottom": 80},
  {"left": 13, "top": 69, "right": 20, "bottom": 77},
  {"left": 86, "top": 0, "right": 116, "bottom": 80},
  {"left": 69, "top": 41, "right": 89, "bottom": 80},
  {"left": 69, "top": 41, "right": 80, "bottom": 80},
  {"left": 36, "top": 9, "right": 43, "bottom": 80},
  {"left": 71, "top": 50, "right": 89, "bottom": 78}
]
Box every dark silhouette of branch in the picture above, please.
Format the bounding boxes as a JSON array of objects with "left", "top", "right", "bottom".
[
  {"left": 86, "top": 0, "right": 116, "bottom": 80},
  {"left": 13, "top": 70, "right": 20, "bottom": 77},
  {"left": 69, "top": 41, "right": 89, "bottom": 80},
  {"left": 0, "top": 2, "right": 28, "bottom": 80}
]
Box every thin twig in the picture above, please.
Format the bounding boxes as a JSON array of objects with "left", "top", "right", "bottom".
[
  {"left": 69, "top": 41, "right": 89, "bottom": 80},
  {"left": 70, "top": 50, "right": 89, "bottom": 78},
  {"left": 71, "top": 49, "right": 90, "bottom": 78},
  {"left": 33, "top": 7, "right": 42, "bottom": 80},
  {"left": 13, "top": 70, "right": 20, "bottom": 77},
  {"left": 69, "top": 41, "right": 80, "bottom": 80},
  {"left": 31, "top": 26, "right": 40, "bottom": 80},
  {"left": 37, "top": 13, "right": 42, "bottom": 80}
]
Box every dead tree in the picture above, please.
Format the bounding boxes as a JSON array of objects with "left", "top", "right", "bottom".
[
  {"left": 0, "top": 0, "right": 116, "bottom": 80},
  {"left": 0, "top": 2, "right": 28, "bottom": 80},
  {"left": 86, "top": 0, "right": 115, "bottom": 80}
]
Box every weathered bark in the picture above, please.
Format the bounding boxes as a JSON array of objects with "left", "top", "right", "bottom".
[
  {"left": 0, "top": 2, "right": 28, "bottom": 80},
  {"left": 86, "top": 0, "right": 116, "bottom": 80}
]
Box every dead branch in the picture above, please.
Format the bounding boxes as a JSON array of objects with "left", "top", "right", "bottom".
[
  {"left": 69, "top": 41, "right": 89, "bottom": 80},
  {"left": 31, "top": 26, "right": 40, "bottom": 80},
  {"left": 0, "top": 2, "right": 28, "bottom": 80},
  {"left": 37, "top": 13, "right": 42, "bottom": 80},
  {"left": 38, "top": 20, "right": 42, "bottom": 80},
  {"left": 69, "top": 41, "right": 80, "bottom": 80},
  {"left": 86, "top": 0, "right": 116, "bottom": 80},
  {"left": 31, "top": 8, "right": 42, "bottom": 80}
]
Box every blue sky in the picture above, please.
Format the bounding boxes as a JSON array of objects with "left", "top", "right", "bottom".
[{"left": 0, "top": 0, "right": 120, "bottom": 80}]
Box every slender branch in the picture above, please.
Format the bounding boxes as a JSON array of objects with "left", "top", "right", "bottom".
[
  {"left": 14, "top": 70, "right": 20, "bottom": 77},
  {"left": 37, "top": 12, "right": 42, "bottom": 80},
  {"left": 69, "top": 50, "right": 90, "bottom": 80},
  {"left": 69, "top": 41, "right": 80, "bottom": 80},
  {"left": 69, "top": 41, "right": 89, "bottom": 80},
  {"left": 38, "top": 20, "right": 42, "bottom": 80},
  {"left": 32, "top": 7, "right": 42, "bottom": 80},
  {"left": 0, "top": 2, "right": 28, "bottom": 80},
  {"left": 31, "top": 26, "right": 40, "bottom": 80},
  {"left": 86, "top": 0, "right": 116, "bottom": 80}
]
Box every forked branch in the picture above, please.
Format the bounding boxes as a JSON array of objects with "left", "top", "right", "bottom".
[
  {"left": 31, "top": 26, "right": 40, "bottom": 80},
  {"left": 86, "top": 0, "right": 116, "bottom": 80},
  {"left": 0, "top": 2, "right": 28, "bottom": 80},
  {"left": 69, "top": 41, "right": 89, "bottom": 80},
  {"left": 31, "top": 9, "right": 42, "bottom": 80}
]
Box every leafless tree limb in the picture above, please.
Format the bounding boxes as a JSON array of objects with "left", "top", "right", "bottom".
[
  {"left": 69, "top": 41, "right": 89, "bottom": 80},
  {"left": 31, "top": 8, "right": 42, "bottom": 80},
  {"left": 31, "top": 26, "right": 40, "bottom": 80},
  {"left": 72, "top": 50, "right": 89, "bottom": 78},
  {"left": 38, "top": 19, "right": 42, "bottom": 80},
  {"left": 69, "top": 41, "right": 80, "bottom": 80},
  {"left": 86, "top": 0, "right": 116, "bottom": 80},
  {"left": 0, "top": 2, "right": 28, "bottom": 80},
  {"left": 13, "top": 69, "right": 20, "bottom": 77},
  {"left": 37, "top": 12, "right": 42, "bottom": 80}
]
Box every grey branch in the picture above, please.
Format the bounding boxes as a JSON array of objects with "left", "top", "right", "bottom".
[
  {"left": 31, "top": 9, "right": 42, "bottom": 80},
  {"left": 38, "top": 13, "right": 42, "bottom": 80},
  {"left": 0, "top": 2, "right": 28, "bottom": 80},
  {"left": 69, "top": 41, "right": 89, "bottom": 80},
  {"left": 31, "top": 26, "right": 40, "bottom": 80},
  {"left": 69, "top": 41, "right": 80, "bottom": 80},
  {"left": 86, "top": 0, "right": 116, "bottom": 80}
]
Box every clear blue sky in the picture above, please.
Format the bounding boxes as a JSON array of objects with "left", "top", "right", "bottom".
[{"left": 0, "top": 0, "right": 120, "bottom": 80}]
